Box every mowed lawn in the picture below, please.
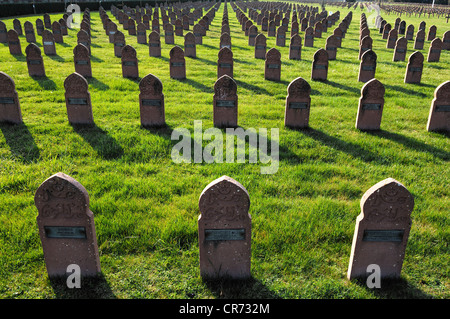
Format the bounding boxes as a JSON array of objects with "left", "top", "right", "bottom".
[{"left": 0, "top": 2, "right": 448, "bottom": 299}]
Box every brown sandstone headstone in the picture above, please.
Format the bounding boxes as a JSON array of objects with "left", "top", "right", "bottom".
[
  {"left": 393, "top": 37, "right": 408, "bottom": 62},
  {"left": 139, "top": 73, "right": 165, "bottom": 127},
  {"left": 52, "top": 21, "right": 63, "bottom": 44},
  {"left": 325, "top": 34, "right": 339, "bottom": 60},
  {"left": 26, "top": 43, "right": 45, "bottom": 77},
  {"left": 276, "top": 26, "right": 287, "bottom": 47},
  {"left": 7, "top": 30, "right": 22, "bottom": 55},
  {"left": 137, "top": 23, "right": 147, "bottom": 44},
  {"left": 254, "top": 33, "right": 266, "bottom": 59},
  {"left": 427, "top": 38, "right": 442, "bottom": 62},
  {"left": 311, "top": 48, "right": 328, "bottom": 81},
  {"left": 358, "top": 49, "right": 377, "bottom": 83},
  {"left": 248, "top": 25, "right": 258, "bottom": 46},
  {"left": 64, "top": 72, "right": 94, "bottom": 125},
  {"left": 42, "top": 29, "right": 56, "bottom": 56},
  {"left": 164, "top": 23, "right": 174, "bottom": 44},
  {"left": 0, "top": 72, "right": 22, "bottom": 124},
  {"left": 193, "top": 24, "right": 204, "bottom": 45},
  {"left": 426, "top": 81, "right": 450, "bottom": 132},
  {"left": 359, "top": 35, "right": 372, "bottom": 60},
  {"left": 382, "top": 23, "right": 391, "bottom": 40},
  {"left": 220, "top": 32, "right": 231, "bottom": 50},
  {"left": 264, "top": 48, "right": 281, "bottom": 81},
  {"left": 284, "top": 77, "right": 311, "bottom": 129},
  {"left": 443, "top": 31, "right": 450, "bottom": 51},
  {"left": 77, "top": 29, "right": 91, "bottom": 55},
  {"left": 0, "top": 21, "right": 7, "bottom": 43},
  {"left": 184, "top": 32, "right": 196, "bottom": 58},
  {"left": 355, "top": 78, "right": 384, "bottom": 130},
  {"left": 427, "top": 25, "right": 436, "bottom": 41},
  {"left": 304, "top": 26, "right": 314, "bottom": 47},
  {"left": 35, "top": 172, "right": 101, "bottom": 278},
  {"left": 387, "top": 29, "right": 398, "bottom": 49},
  {"left": 289, "top": 34, "right": 302, "bottom": 60},
  {"left": 148, "top": 31, "right": 161, "bottom": 57},
  {"left": 113, "top": 31, "right": 126, "bottom": 57},
  {"left": 404, "top": 51, "right": 424, "bottom": 84},
  {"left": 347, "top": 178, "right": 414, "bottom": 280},
  {"left": 24, "top": 21, "right": 36, "bottom": 43},
  {"left": 413, "top": 29, "right": 425, "bottom": 50},
  {"left": 74, "top": 44, "right": 92, "bottom": 78},
  {"left": 13, "top": 18, "right": 22, "bottom": 36},
  {"left": 213, "top": 75, "right": 238, "bottom": 128},
  {"left": 217, "top": 47, "right": 233, "bottom": 79},
  {"left": 128, "top": 18, "right": 136, "bottom": 36},
  {"left": 35, "top": 19, "right": 44, "bottom": 36},
  {"left": 169, "top": 46, "right": 186, "bottom": 79},
  {"left": 121, "top": 45, "right": 139, "bottom": 79},
  {"left": 198, "top": 176, "right": 251, "bottom": 279}
]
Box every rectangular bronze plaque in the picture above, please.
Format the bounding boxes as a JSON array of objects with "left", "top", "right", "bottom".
[
  {"left": 289, "top": 102, "right": 308, "bottom": 109},
  {"left": 268, "top": 64, "right": 279, "bottom": 69},
  {"left": 68, "top": 98, "right": 88, "bottom": 105},
  {"left": 216, "top": 100, "right": 236, "bottom": 107},
  {"left": 123, "top": 61, "right": 136, "bottom": 66},
  {"left": 44, "top": 226, "right": 87, "bottom": 239},
  {"left": 0, "top": 97, "right": 15, "bottom": 104},
  {"left": 435, "top": 105, "right": 450, "bottom": 112},
  {"left": 362, "top": 103, "right": 382, "bottom": 110},
  {"left": 362, "top": 230, "right": 404, "bottom": 242},
  {"left": 205, "top": 229, "right": 245, "bottom": 241},
  {"left": 141, "top": 99, "right": 161, "bottom": 107}
]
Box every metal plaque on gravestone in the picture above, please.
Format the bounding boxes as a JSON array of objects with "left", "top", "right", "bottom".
[
  {"left": 74, "top": 44, "right": 92, "bottom": 78},
  {"left": 284, "top": 77, "right": 311, "bottom": 129},
  {"left": 264, "top": 48, "right": 281, "bottom": 81},
  {"left": 217, "top": 46, "right": 233, "bottom": 79},
  {"left": 355, "top": 78, "right": 384, "bottom": 130},
  {"left": 7, "top": 30, "right": 22, "bottom": 55},
  {"left": 169, "top": 46, "right": 186, "bottom": 79},
  {"left": 121, "top": 45, "right": 139, "bottom": 79},
  {"left": 427, "top": 81, "right": 450, "bottom": 132},
  {"left": 26, "top": 43, "right": 45, "bottom": 77},
  {"left": 347, "top": 178, "right": 414, "bottom": 280},
  {"left": 0, "top": 72, "right": 22, "bottom": 124},
  {"left": 139, "top": 73, "right": 165, "bottom": 127},
  {"left": 213, "top": 75, "right": 238, "bottom": 128},
  {"left": 64, "top": 72, "right": 94, "bottom": 125},
  {"left": 404, "top": 51, "right": 424, "bottom": 84},
  {"left": 198, "top": 176, "right": 251, "bottom": 279},
  {"left": 35, "top": 172, "right": 101, "bottom": 277}
]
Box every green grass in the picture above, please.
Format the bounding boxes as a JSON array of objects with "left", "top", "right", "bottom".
[{"left": 0, "top": 2, "right": 449, "bottom": 299}]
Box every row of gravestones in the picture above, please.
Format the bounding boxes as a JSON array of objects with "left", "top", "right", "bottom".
[
  {"left": 1, "top": 69, "right": 448, "bottom": 132},
  {"left": 34, "top": 172, "right": 415, "bottom": 281}
]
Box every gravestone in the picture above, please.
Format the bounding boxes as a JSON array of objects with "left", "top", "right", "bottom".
[
  {"left": 0, "top": 72, "right": 22, "bottom": 124},
  {"left": 426, "top": 81, "right": 450, "bottom": 132},
  {"left": 139, "top": 73, "right": 165, "bottom": 127},
  {"left": 198, "top": 176, "right": 251, "bottom": 279},
  {"left": 7, "top": 30, "right": 22, "bottom": 55},
  {"left": 291, "top": 21, "right": 299, "bottom": 37},
  {"left": 325, "top": 34, "right": 339, "bottom": 60},
  {"left": 289, "top": 34, "right": 302, "bottom": 60},
  {"left": 406, "top": 24, "right": 414, "bottom": 41},
  {"left": 276, "top": 26, "right": 286, "bottom": 47},
  {"left": 59, "top": 18, "right": 68, "bottom": 36},
  {"left": 311, "top": 48, "right": 328, "bottom": 81},
  {"left": 169, "top": 46, "right": 186, "bottom": 79},
  {"left": 108, "top": 21, "right": 118, "bottom": 43},
  {"left": 355, "top": 78, "right": 384, "bottom": 130},
  {"left": 382, "top": 23, "right": 391, "bottom": 40},
  {"left": 264, "top": 48, "right": 281, "bottom": 81},
  {"left": 42, "top": 30, "right": 56, "bottom": 56},
  {"left": 35, "top": 172, "right": 101, "bottom": 277},
  {"left": 314, "top": 21, "right": 322, "bottom": 38},
  {"left": 419, "top": 21, "right": 426, "bottom": 32},
  {"left": 213, "top": 75, "right": 238, "bottom": 128},
  {"left": 113, "top": 31, "right": 126, "bottom": 57},
  {"left": 217, "top": 47, "right": 233, "bottom": 79},
  {"left": 427, "top": 25, "right": 436, "bottom": 41},
  {"left": 220, "top": 32, "right": 231, "bottom": 50},
  {"left": 74, "top": 44, "right": 92, "bottom": 78},
  {"left": 347, "top": 178, "right": 414, "bottom": 280},
  {"left": 414, "top": 29, "right": 425, "bottom": 50},
  {"left": 77, "top": 29, "right": 91, "bottom": 55},
  {"left": 0, "top": 21, "right": 6, "bottom": 43},
  {"left": 284, "top": 77, "right": 311, "bottom": 129},
  {"left": 404, "top": 51, "right": 424, "bottom": 84},
  {"left": 387, "top": 29, "right": 398, "bottom": 49},
  {"left": 358, "top": 49, "right": 377, "bottom": 83},
  {"left": 137, "top": 23, "right": 147, "bottom": 44},
  {"left": 24, "top": 21, "right": 36, "bottom": 43},
  {"left": 128, "top": 18, "right": 136, "bottom": 36},
  {"left": 268, "top": 20, "right": 276, "bottom": 37},
  {"left": 427, "top": 38, "right": 442, "bottom": 62},
  {"left": 304, "top": 26, "right": 314, "bottom": 47},
  {"left": 164, "top": 24, "right": 174, "bottom": 44},
  {"left": 248, "top": 25, "right": 258, "bottom": 46},
  {"left": 175, "top": 19, "right": 183, "bottom": 36},
  {"left": 359, "top": 35, "right": 372, "bottom": 60},
  {"left": 152, "top": 18, "right": 160, "bottom": 34},
  {"left": 43, "top": 13, "right": 51, "bottom": 29},
  {"left": 184, "top": 32, "right": 196, "bottom": 58},
  {"left": 148, "top": 31, "right": 161, "bottom": 57},
  {"left": 36, "top": 19, "right": 44, "bottom": 36},
  {"left": 13, "top": 18, "right": 22, "bottom": 36},
  {"left": 52, "top": 21, "right": 63, "bottom": 43},
  {"left": 443, "top": 31, "right": 450, "bottom": 51},
  {"left": 393, "top": 37, "right": 407, "bottom": 62},
  {"left": 26, "top": 43, "right": 45, "bottom": 77},
  {"left": 193, "top": 24, "right": 204, "bottom": 45},
  {"left": 64, "top": 72, "right": 94, "bottom": 125},
  {"left": 121, "top": 45, "right": 139, "bottom": 79},
  {"left": 333, "top": 27, "right": 343, "bottom": 48},
  {"left": 254, "top": 33, "right": 266, "bottom": 59}
]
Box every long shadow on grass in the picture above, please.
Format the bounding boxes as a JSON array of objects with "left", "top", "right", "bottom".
[
  {"left": 31, "top": 75, "right": 58, "bottom": 90},
  {"left": 323, "top": 80, "right": 360, "bottom": 96},
  {"left": 72, "top": 124, "right": 124, "bottom": 160},
  {"left": 234, "top": 79, "right": 272, "bottom": 95},
  {"left": 295, "top": 127, "right": 382, "bottom": 163},
  {"left": 352, "top": 277, "right": 433, "bottom": 299},
  {"left": 0, "top": 122, "right": 40, "bottom": 163},
  {"left": 365, "top": 129, "right": 450, "bottom": 161},
  {"left": 203, "top": 277, "right": 281, "bottom": 299},
  {"left": 49, "top": 273, "right": 117, "bottom": 299}
]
